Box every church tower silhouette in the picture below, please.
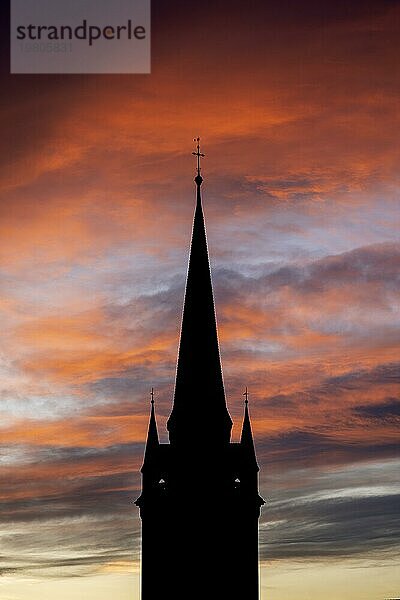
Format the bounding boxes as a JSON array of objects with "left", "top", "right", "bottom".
[{"left": 136, "top": 139, "right": 264, "bottom": 599}]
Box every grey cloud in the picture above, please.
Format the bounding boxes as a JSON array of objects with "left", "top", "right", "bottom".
[
  {"left": 256, "top": 429, "right": 400, "bottom": 470},
  {"left": 354, "top": 398, "right": 400, "bottom": 420},
  {"left": 323, "top": 364, "right": 400, "bottom": 391},
  {"left": 259, "top": 457, "right": 400, "bottom": 560},
  {"left": 261, "top": 492, "right": 400, "bottom": 560},
  {"left": 257, "top": 242, "right": 400, "bottom": 295}
]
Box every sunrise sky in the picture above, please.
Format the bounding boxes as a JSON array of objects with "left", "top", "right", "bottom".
[{"left": 1, "top": 1, "right": 399, "bottom": 599}]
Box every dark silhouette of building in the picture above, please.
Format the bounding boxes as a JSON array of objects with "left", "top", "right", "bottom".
[{"left": 136, "top": 139, "right": 264, "bottom": 599}]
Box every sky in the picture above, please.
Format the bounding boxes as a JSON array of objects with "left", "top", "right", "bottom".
[{"left": 0, "top": 1, "right": 399, "bottom": 598}]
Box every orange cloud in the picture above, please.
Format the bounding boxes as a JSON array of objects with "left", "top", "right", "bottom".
[{"left": 0, "top": 414, "right": 147, "bottom": 449}]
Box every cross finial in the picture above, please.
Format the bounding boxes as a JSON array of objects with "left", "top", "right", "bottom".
[
  {"left": 192, "top": 137, "right": 205, "bottom": 185},
  {"left": 150, "top": 387, "right": 154, "bottom": 405},
  {"left": 243, "top": 386, "right": 249, "bottom": 405}
]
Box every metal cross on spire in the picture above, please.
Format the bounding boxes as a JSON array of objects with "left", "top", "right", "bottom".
[
  {"left": 192, "top": 137, "right": 205, "bottom": 177},
  {"left": 150, "top": 387, "right": 154, "bottom": 405},
  {"left": 243, "top": 387, "right": 249, "bottom": 405}
]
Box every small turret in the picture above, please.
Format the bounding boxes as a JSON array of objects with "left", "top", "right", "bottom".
[
  {"left": 141, "top": 388, "right": 159, "bottom": 473},
  {"left": 240, "top": 387, "right": 259, "bottom": 472}
]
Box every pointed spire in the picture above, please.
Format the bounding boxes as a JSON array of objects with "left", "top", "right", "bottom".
[
  {"left": 167, "top": 140, "right": 232, "bottom": 446},
  {"left": 240, "top": 388, "right": 259, "bottom": 470},
  {"left": 142, "top": 388, "right": 159, "bottom": 471}
]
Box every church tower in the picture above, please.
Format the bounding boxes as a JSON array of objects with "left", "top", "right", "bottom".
[{"left": 136, "top": 139, "right": 264, "bottom": 599}]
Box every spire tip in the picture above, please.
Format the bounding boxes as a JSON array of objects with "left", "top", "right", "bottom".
[
  {"left": 192, "top": 137, "right": 205, "bottom": 185},
  {"left": 243, "top": 386, "right": 249, "bottom": 405}
]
